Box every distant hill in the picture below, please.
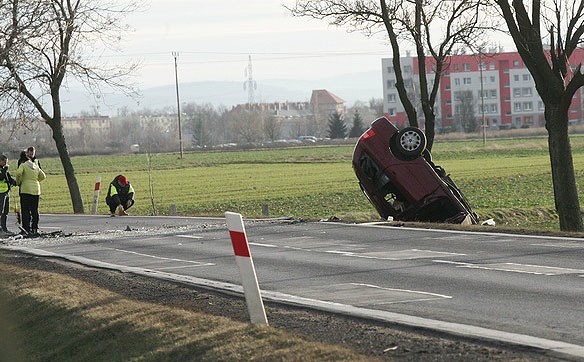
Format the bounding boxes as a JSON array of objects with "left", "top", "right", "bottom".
[{"left": 60, "top": 70, "right": 383, "bottom": 116}]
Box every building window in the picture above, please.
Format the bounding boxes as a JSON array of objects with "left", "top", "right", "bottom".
[
  {"left": 538, "top": 101, "right": 544, "bottom": 111},
  {"left": 463, "top": 63, "right": 471, "bottom": 71},
  {"left": 489, "top": 63, "right": 495, "bottom": 70},
  {"left": 388, "top": 94, "right": 397, "bottom": 103},
  {"left": 514, "top": 103, "right": 522, "bottom": 112},
  {"left": 490, "top": 76, "right": 496, "bottom": 82},
  {"left": 514, "top": 74, "right": 520, "bottom": 81},
  {"left": 454, "top": 78, "right": 461, "bottom": 86},
  {"left": 387, "top": 80, "right": 395, "bottom": 88},
  {"left": 387, "top": 66, "right": 394, "bottom": 74},
  {"left": 404, "top": 65, "right": 412, "bottom": 73},
  {"left": 463, "top": 77, "right": 472, "bottom": 84},
  {"left": 388, "top": 108, "right": 396, "bottom": 116},
  {"left": 523, "top": 74, "right": 531, "bottom": 81},
  {"left": 522, "top": 87, "right": 532, "bottom": 96},
  {"left": 479, "top": 62, "right": 486, "bottom": 71},
  {"left": 513, "top": 60, "right": 520, "bottom": 68},
  {"left": 513, "top": 88, "right": 521, "bottom": 97},
  {"left": 404, "top": 79, "right": 413, "bottom": 88},
  {"left": 523, "top": 102, "right": 533, "bottom": 111},
  {"left": 454, "top": 64, "right": 459, "bottom": 71},
  {"left": 490, "top": 104, "right": 498, "bottom": 113},
  {"left": 490, "top": 89, "right": 497, "bottom": 98}
]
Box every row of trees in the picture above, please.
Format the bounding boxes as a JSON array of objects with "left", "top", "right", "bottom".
[{"left": 0, "top": 102, "right": 376, "bottom": 157}]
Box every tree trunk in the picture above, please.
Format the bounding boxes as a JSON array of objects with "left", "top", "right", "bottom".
[
  {"left": 49, "top": 119, "right": 85, "bottom": 214},
  {"left": 423, "top": 106, "right": 436, "bottom": 152},
  {"left": 546, "top": 109, "right": 582, "bottom": 231}
]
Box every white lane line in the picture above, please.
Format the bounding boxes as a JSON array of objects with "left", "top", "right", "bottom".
[
  {"left": 530, "top": 242, "right": 584, "bottom": 248},
  {"left": 249, "top": 242, "right": 463, "bottom": 260},
  {"left": 350, "top": 283, "right": 453, "bottom": 304},
  {"left": 177, "top": 235, "right": 203, "bottom": 239},
  {"left": 157, "top": 265, "right": 211, "bottom": 270},
  {"left": 328, "top": 249, "right": 464, "bottom": 260},
  {"left": 109, "top": 248, "right": 215, "bottom": 267},
  {"left": 434, "top": 260, "right": 584, "bottom": 276},
  {"left": 296, "top": 282, "right": 451, "bottom": 306}
]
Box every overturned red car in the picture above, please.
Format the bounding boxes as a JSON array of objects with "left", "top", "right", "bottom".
[{"left": 352, "top": 116, "right": 478, "bottom": 225}]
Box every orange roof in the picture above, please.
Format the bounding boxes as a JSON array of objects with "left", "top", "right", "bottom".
[{"left": 310, "top": 89, "right": 345, "bottom": 104}]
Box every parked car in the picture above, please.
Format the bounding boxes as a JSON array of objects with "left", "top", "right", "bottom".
[
  {"left": 298, "top": 135, "right": 318, "bottom": 143},
  {"left": 352, "top": 115, "right": 479, "bottom": 224}
]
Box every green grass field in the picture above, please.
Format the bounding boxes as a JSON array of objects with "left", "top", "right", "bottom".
[{"left": 29, "top": 135, "right": 584, "bottom": 231}]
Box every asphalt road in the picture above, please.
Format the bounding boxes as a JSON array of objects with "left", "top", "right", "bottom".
[{"left": 2, "top": 214, "right": 583, "bottom": 358}]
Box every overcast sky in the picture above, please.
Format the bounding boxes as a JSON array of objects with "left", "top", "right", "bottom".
[{"left": 105, "top": 0, "right": 393, "bottom": 89}]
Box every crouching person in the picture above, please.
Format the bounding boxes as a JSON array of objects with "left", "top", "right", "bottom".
[{"left": 105, "top": 175, "right": 135, "bottom": 216}]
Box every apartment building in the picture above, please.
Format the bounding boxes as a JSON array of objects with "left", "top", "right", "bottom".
[{"left": 382, "top": 49, "right": 584, "bottom": 131}]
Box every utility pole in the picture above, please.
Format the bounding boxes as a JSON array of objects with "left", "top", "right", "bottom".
[
  {"left": 173, "top": 51, "right": 183, "bottom": 159},
  {"left": 479, "top": 50, "right": 487, "bottom": 146}
]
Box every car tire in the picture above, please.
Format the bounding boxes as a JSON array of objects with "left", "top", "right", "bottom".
[{"left": 391, "top": 127, "right": 427, "bottom": 159}]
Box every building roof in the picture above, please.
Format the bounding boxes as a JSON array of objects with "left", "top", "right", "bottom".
[{"left": 310, "top": 89, "right": 345, "bottom": 105}]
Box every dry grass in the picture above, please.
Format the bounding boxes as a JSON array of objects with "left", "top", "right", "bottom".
[{"left": 0, "top": 260, "right": 376, "bottom": 362}]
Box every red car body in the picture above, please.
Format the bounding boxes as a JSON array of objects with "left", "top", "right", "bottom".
[{"left": 352, "top": 116, "right": 478, "bottom": 224}]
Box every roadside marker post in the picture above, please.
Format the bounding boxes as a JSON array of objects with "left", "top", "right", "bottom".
[
  {"left": 225, "top": 211, "right": 268, "bottom": 325},
  {"left": 91, "top": 177, "right": 101, "bottom": 215}
]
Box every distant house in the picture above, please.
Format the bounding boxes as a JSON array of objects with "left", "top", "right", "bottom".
[
  {"left": 310, "top": 89, "right": 346, "bottom": 120},
  {"left": 61, "top": 116, "right": 111, "bottom": 133},
  {"left": 230, "top": 89, "right": 347, "bottom": 138}
]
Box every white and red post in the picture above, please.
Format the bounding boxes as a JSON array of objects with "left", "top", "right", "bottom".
[
  {"left": 225, "top": 211, "right": 268, "bottom": 325},
  {"left": 91, "top": 177, "right": 101, "bottom": 215}
]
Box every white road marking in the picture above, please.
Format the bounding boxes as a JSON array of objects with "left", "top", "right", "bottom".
[
  {"left": 434, "top": 260, "right": 584, "bottom": 276},
  {"left": 249, "top": 242, "right": 463, "bottom": 260},
  {"left": 530, "top": 242, "right": 584, "bottom": 249},
  {"left": 345, "top": 249, "right": 465, "bottom": 260},
  {"left": 295, "top": 283, "right": 451, "bottom": 306},
  {"left": 177, "top": 235, "right": 203, "bottom": 239},
  {"left": 108, "top": 248, "right": 215, "bottom": 267}
]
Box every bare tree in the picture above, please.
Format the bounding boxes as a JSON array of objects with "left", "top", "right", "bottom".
[
  {"left": 0, "top": 0, "right": 139, "bottom": 213},
  {"left": 494, "top": 0, "right": 584, "bottom": 231},
  {"left": 287, "top": 0, "right": 494, "bottom": 151},
  {"left": 263, "top": 114, "right": 282, "bottom": 142},
  {"left": 454, "top": 90, "right": 477, "bottom": 132}
]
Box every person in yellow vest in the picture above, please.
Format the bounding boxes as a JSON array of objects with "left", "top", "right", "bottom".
[
  {"left": 106, "top": 175, "right": 135, "bottom": 216},
  {"left": 14, "top": 153, "right": 46, "bottom": 236},
  {"left": 0, "top": 155, "right": 16, "bottom": 235}
]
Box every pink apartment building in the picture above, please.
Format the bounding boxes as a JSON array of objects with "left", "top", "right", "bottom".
[{"left": 382, "top": 49, "right": 584, "bottom": 131}]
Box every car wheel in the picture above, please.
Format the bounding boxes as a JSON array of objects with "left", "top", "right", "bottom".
[{"left": 392, "top": 127, "right": 427, "bottom": 159}]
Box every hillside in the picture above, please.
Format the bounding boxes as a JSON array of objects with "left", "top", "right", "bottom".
[{"left": 60, "top": 71, "right": 382, "bottom": 116}]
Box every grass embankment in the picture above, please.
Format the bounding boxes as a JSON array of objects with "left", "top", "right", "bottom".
[
  {"left": 0, "top": 258, "right": 372, "bottom": 362},
  {"left": 33, "top": 135, "right": 584, "bottom": 231}
]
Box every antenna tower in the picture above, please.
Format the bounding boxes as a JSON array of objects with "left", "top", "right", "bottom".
[{"left": 243, "top": 55, "right": 257, "bottom": 106}]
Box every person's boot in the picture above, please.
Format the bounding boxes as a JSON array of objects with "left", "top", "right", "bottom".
[{"left": 1, "top": 215, "right": 8, "bottom": 233}]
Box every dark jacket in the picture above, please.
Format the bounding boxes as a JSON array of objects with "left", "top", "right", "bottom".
[
  {"left": 106, "top": 175, "right": 135, "bottom": 205},
  {"left": 0, "top": 166, "right": 16, "bottom": 193}
]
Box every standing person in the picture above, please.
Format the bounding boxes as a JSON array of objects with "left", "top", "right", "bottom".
[
  {"left": 105, "top": 175, "right": 135, "bottom": 216},
  {"left": 14, "top": 153, "right": 46, "bottom": 236},
  {"left": 0, "top": 155, "right": 16, "bottom": 235}
]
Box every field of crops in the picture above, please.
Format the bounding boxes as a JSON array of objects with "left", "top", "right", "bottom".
[{"left": 29, "top": 134, "right": 584, "bottom": 231}]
